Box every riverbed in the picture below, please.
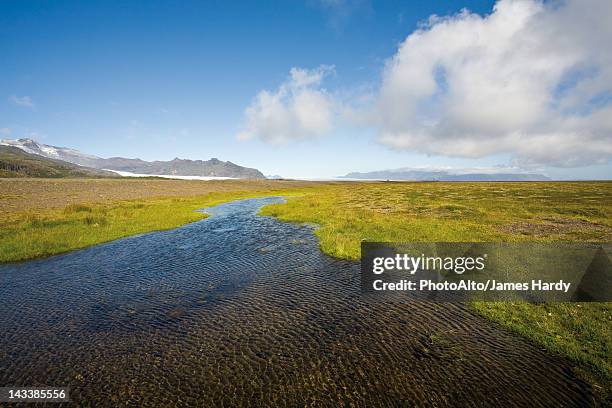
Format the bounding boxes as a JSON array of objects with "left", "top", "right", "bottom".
[{"left": 0, "top": 197, "right": 594, "bottom": 406}]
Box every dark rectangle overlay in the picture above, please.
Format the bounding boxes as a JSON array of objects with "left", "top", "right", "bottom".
[{"left": 361, "top": 242, "right": 612, "bottom": 302}]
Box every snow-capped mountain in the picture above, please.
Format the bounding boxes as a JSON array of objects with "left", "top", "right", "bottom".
[
  {"left": 0, "top": 138, "right": 100, "bottom": 167},
  {"left": 0, "top": 138, "right": 266, "bottom": 178}
]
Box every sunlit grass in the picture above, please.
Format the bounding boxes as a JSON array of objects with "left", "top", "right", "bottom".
[
  {"left": 0, "top": 188, "right": 308, "bottom": 263},
  {"left": 260, "top": 181, "right": 612, "bottom": 397},
  {"left": 1, "top": 179, "right": 610, "bottom": 399},
  {"left": 261, "top": 181, "right": 611, "bottom": 259},
  {"left": 472, "top": 301, "right": 610, "bottom": 386}
]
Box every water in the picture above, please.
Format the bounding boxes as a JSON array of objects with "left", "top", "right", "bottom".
[{"left": 0, "top": 198, "right": 594, "bottom": 406}]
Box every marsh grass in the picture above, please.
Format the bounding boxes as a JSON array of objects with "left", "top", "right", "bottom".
[
  {"left": 472, "top": 301, "right": 610, "bottom": 388},
  {"left": 64, "top": 203, "right": 94, "bottom": 213},
  {"left": 0, "top": 188, "right": 309, "bottom": 263},
  {"left": 261, "top": 181, "right": 612, "bottom": 258},
  {"left": 1, "top": 179, "right": 610, "bottom": 398},
  {"left": 259, "top": 181, "right": 612, "bottom": 397}
]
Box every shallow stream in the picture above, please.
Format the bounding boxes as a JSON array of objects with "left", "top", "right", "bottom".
[{"left": 0, "top": 197, "right": 593, "bottom": 406}]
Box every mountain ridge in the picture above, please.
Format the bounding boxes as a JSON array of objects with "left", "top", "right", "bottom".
[
  {"left": 0, "top": 145, "right": 118, "bottom": 178},
  {"left": 340, "top": 168, "right": 550, "bottom": 181},
  {"left": 1, "top": 138, "right": 265, "bottom": 179}
]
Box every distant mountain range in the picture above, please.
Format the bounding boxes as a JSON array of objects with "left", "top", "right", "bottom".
[
  {"left": 0, "top": 145, "right": 117, "bottom": 178},
  {"left": 340, "top": 168, "right": 550, "bottom": 181},
  {"left": 1, "top": 138, "right": 552, "bottom": 182},
  {"left": 0, "top": 138, "right": 265, "bottom": 179}
]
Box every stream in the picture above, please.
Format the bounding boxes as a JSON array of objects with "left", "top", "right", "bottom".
[{"left": 0, "top": 197, "right": 594, "bottom": 406}]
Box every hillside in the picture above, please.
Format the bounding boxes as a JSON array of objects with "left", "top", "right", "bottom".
[
  {"left": 94, "top": 157, "right": 264, "bottom": 178},
  {"left": 0, "top": 146, "right": 117, "bottom": 178},
  {"left": 1, "top": 138, "right": 266, "bottom": 179}
]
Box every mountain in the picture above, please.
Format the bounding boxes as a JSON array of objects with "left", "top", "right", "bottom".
[
  {"left": 0, "top": 145, "right": 117, "bottom": 178},
  {"left": 1, "top": 138, "right": 265, "bottom": 179},
  {"left": 94, "top": 157, "right": 264, "bottom": 179},
  {"left": 341, "top": 168, "right": 550, "bottom": 181},
  {"left": 0, "top": 138, "right": 100, "bottom": 167}
]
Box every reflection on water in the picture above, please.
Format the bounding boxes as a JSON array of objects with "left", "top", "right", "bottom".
[{"left": 0, "top": 198, "right": 593, "bottom": 406}]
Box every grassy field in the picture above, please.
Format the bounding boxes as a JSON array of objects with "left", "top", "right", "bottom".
[
  {"left": 259, "top": 181, "right": 612, "bottom": 396},
  {"left": 0, "top": 178, "right": 324, "bottom": 262},
  {"left": 0, "top": 178, "right": 318, "bottom": 214},
  {"left": 1, "top": 178, "right": 610, "bottom": 398},
  {"left": 261, "top": 181, "right": 611, "bottom": 259}
]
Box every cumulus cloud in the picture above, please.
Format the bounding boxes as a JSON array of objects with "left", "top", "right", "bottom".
[
  {"left": 238, "top": 65, "right": 336, "bottom": 144},
  {"left": 9, "top": 95, "right": 35, "bottom": 108},
  {"left": 374, "top": 0, "right": 612, "bottom": 167}
]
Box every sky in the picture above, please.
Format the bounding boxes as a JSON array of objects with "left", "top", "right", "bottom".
[{"left": 1, "top": 0, "right": 611, "bottom": 179}]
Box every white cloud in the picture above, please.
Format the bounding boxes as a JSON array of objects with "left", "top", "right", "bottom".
[
  {"left": 373, "top": 0, "right": 612, "bottom": 167},
  {"left": 9, "top": 95, "right": 35, "bottom": 108},
  {"left": 238, "top": 65, "right": 336, "bottom": 144}
]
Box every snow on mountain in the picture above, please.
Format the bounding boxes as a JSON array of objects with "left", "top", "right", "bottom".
[
  {"left": 0, "top": 138, "right": 100, "bottom": 166},
  {"left": 0, "top": 138, "right": 266, "bottom": 179}
]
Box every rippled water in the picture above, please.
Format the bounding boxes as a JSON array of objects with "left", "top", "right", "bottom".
[{"left": 0, "top": 198, "right": 594, "bottom": 406}]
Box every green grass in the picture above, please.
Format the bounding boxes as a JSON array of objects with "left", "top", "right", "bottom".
[
  {"left": 259, "top": 181, "right": 612, "bottom": 398},
  {"left": 0, "top": 188, "right": 307, "bottom": 263},
  {"left": 261, "top": 182, "right": 612, "bottom": 259},
  {"left": 472, "top": 301, "right": 610, "bottom": 390},
  {"left": 1, "top": 180, "right": 610, "bottom": 399}
]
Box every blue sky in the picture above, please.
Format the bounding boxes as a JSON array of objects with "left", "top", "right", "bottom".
[{"left": 1, "top": 0, "right": 611, "bottom": 179}]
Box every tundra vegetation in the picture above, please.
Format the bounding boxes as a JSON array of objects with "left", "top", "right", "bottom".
[
  {"left": 0, "top": 178, "right": 610, "bottom": 398},
  {"left": 0, "top": 178, "right": 323, "bottom": 262},
  {"left": 259, "top": 181, "right": 612, "bottom": 398}
]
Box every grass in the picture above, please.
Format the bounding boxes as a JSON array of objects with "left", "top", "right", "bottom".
[
  {"left": 0, "top": 182, "right": 319, "bottom": 263},
  {"left": 1, "top": 197, "right": 203, "bottom": 262},
  {"left": 259, "top": 181, "right": 612, "bottom": 398},
  {"left": 1, "top": 178, "right": 610, "bottom": 399},
  {"left": 0, "top": 178, "right": 320, "bottom": 214},
  {"left": 471, "top": 301, "right": 610, "bottom": 392},
  {"left": 260, "top": 181, "right": 612, "bottom": 259}
]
